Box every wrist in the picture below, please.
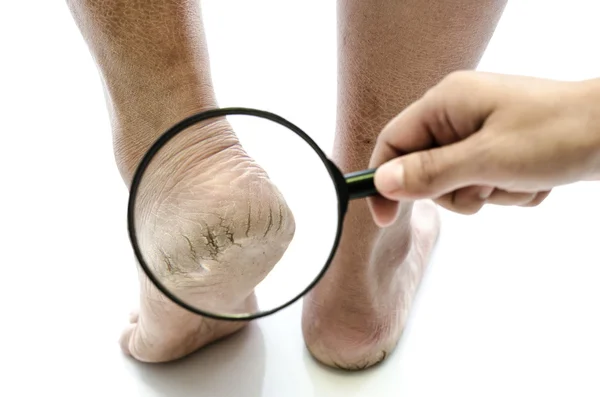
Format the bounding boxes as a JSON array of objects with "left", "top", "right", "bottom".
[{"left": 575, "top": 79, "right": 600, "bottom": 181}]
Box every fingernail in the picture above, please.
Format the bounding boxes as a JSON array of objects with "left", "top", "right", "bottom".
[
  {"left": 377, "top": 161, "right": 404, "bottom": 193},
  {"left": 479, "top": 186, "right": 494, "bottom": 199}
]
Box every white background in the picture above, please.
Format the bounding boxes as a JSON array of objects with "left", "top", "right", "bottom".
[{"left": 1, "top": 1, "right": 599, "bottom": 396}]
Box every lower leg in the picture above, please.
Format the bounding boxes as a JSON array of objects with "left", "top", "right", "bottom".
[
  {"left": 67, "top": 0, "right": 217, "bottom": 182},
  {"left": 302, "top": 0, "right": 507, "bottom": 369},
  {"left": 67, "top": 0, "right": 295, "bottom": 362}
]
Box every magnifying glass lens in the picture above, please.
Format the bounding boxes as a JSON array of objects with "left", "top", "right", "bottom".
[{"left": 130, "top": 112, "right": 341, "bottom": 320}]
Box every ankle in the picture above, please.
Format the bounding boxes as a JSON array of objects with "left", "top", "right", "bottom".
[
  {"left": 106, "top": 71, "right": 218, "bottom": 182},
  {"left": 347, "top": 202, "right": 415, "bottom": 280}
]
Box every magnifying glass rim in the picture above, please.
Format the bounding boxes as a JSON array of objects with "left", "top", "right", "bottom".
[{"left": 127, "top": 107, "right": 348, "bottom": 321}]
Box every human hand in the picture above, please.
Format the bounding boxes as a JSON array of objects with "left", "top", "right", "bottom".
[{"left": 368, "top": 71, "right": 600, "bottom": 226}]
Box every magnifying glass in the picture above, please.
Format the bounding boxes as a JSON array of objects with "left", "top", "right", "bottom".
[{"left": 128, "top": 107, "right": 381, "bottom": 321}]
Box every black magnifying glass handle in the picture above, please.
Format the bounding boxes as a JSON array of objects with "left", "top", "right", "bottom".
[{"left": 345, "top": 168, "right": 378, "bottom": 200}]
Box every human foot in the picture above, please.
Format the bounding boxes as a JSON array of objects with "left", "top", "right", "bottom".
[
  {"left": 65, "top": 0, "right": 296, "bottom": 363},
  {"left": 119, "top": 118, "right": 295, "bottom": 363},
  {"left": 302, "top": 200, "right": 439, "bottom": 370}
]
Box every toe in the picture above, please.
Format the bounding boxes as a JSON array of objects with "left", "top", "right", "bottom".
[
  {"left": 128, "top": 310, "right": 139, "bottom": 323},
  {"left": 119, "top": 323, "right": 137, "bottom": 358},
  {"left": 119, "top": 320, "right": 166, "bottom": 363}
]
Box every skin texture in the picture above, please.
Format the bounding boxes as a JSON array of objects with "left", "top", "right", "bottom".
[
  {"left": 67, "top": 0, "right": 296, "bottom": 362},
  {"left": 370, "top": 73, "right": 600, "bottom": 225},
  {"left": 301, "top": 0, "right": 508, "bottom": 369},
  {"left": 66, "top": 0, "right": 507, "bottom": 367},
  {"left": 67, "top": 0, "right": 217, "bottom": 182}
]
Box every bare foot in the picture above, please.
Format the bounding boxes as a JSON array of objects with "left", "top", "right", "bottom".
[
  {"left": 302, "top": 200, "right": 439, "bottom": 369},
  {"left": 300, "top": 0, "right": 500, "bottom": 371},
  {"left": 120, "top": 118, "right": 295, "bottom": 363},
  {"left": 65, "top": 0, "right": 296, "bottom": 364}
]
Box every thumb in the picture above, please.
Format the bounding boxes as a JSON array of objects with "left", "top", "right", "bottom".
[{"left": 374, "top": 142, "right": 480, "bottom": 200}]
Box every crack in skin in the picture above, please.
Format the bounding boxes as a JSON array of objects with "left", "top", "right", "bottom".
[
  {"left": 163, "top": 257, "right": 173, "bottom": 273},
  {"left": 376, "top": 350, "right": 387, "bottom": 364},
  {"left": 264, "top": 206, "right": 273, "bottom": 237},
  {"left": 245, "top": 198, "right": 251, "bottom": 238},
  {"left": 182, "top": 235, "right": 197, "bottom": 262},
  {"left": 330, "top": 350, "right": 388, "bottom": 371},
  {"left": 204, "top": 227, "right": 219, "bottom": 260},
  {"left": 158, "top": 247, "right": 173, "bottom": 274},
  {"left": 152, "top": 180, "right": 291, "bottom": 280},
  {"left": 158, "top": 248, "right": 194, "bottom": 277},
  {"left": 218, "top": 216, "right": 239, "bottom": 248},
  {"left": 276, "top": 201, "right": 283, "bottom": 232},
  {"left": 187, "top": 215, "right": 242, "bottom": 264}
]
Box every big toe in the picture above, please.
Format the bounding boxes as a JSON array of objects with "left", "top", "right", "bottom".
[
  {"left": 119, "top": 318, "right": 184, "bottom": 363},
  {"left": 119, "top": 322, "right": 137, "bottom": 358},
  {"left": 128, "top": 309, "right": 139, "bottom": 324},
  {"left": 119, "top": 320, "right": 186, "bottom": 363}
]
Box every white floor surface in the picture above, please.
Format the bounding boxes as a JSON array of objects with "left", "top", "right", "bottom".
[{"left": 1, "top": 1, "right": 599, "bottom": 396}]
